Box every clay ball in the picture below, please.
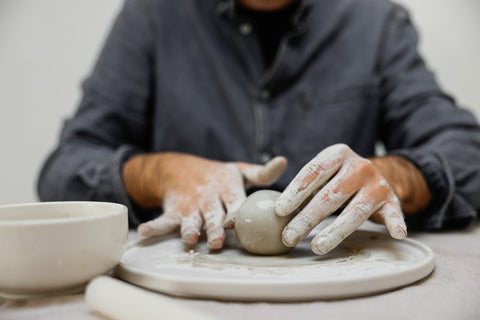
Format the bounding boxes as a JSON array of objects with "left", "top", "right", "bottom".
[{"left": 235, "top": 190, "right": 294, "bottom": 255}]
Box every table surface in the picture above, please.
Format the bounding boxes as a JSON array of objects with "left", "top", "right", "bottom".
[{"left": 2, "top": 221, "right": 480, "bottom": 320}]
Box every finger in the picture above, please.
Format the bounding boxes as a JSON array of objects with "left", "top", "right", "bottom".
[
  {"left": 199, "top": 194, "right": 226, "bottom": 249},
  {"left": 310, "top": 187, "right": 387, "bottom": 255},
  {"left": 236, "top": 156, "right": 287, "bottom": 189},
  {"left": 220, "top": 164, "right": 247, "bottom": 228},
  {"left": 275, "top": 144, "right": 347, "bottom": 217},
  {"left": 137, "top": 212, "right": 181, "bottom": 237},
  {"left": 180, "top": 209, "right": 203, "bottom": 245},
  {"left": 222, "top": 184, "right": 247, "bottom": 229},
  {"left": 370, "top": 195, "right": 407, "bottom": 239},
  {"left": 281, "top": 161, "right": 361, "bottom": 247}
]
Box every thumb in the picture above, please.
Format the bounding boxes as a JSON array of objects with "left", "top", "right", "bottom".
[{"left": 235, "top": 156, "right": 287, "bottom": 188}]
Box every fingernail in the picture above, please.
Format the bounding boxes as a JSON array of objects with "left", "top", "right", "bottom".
[
  {"left": 182, "top": 231, "right": 200, "bottom": 245},
  {"left": 207, "top": 227, "right": 226, "bottom": 250},
  {"left": 311, "top": 244, "right": 328, "bottom": 255},
  {"left": 392, "top": 226, "right": 407, "bottom": 239},
  {"left": 223, "top": 212, "right": 237, "bottom": 229},
  {"left": 275, "top": 197, "right": 292, "bottom": 216},
  {"left": 137, "top": 224, "right": 150, "bottom": 236},
  {"left": 282, "top": 228, "right": 300, "bottom": 246},
  {"left": 223, "top": 219, "right": 234, "bottom": 229},
  {"left": 311, "top": 236, "right": 329, "bottom": 255},
  {"left": 208, "top": 237, "right": 224, "bottom": 250}
]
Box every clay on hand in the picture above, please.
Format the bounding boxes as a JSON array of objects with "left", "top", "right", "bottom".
[{"left": 235, "top": 190, "right": 294, "bottom": 255}]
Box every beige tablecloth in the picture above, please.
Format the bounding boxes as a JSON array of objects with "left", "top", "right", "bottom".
[{"left": 2, "top": 221, "right": 480, "bottom": 320}]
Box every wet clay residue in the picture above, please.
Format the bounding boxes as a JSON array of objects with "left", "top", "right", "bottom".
[{"left": 148, "top": 231, "right": 413, "bottom": 277}]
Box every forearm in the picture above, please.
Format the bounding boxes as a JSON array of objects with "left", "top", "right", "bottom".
[{"left": 370, "top": 155, "right": 432, "bottom": 214}]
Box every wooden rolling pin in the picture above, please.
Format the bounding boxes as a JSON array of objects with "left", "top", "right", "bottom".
[{"left": 85, "top": 276, "right": 215, "bottom": 320}]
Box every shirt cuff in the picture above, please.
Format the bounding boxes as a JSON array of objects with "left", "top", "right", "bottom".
[
  {"left": 391, "top": 148, "right": 477, "bottom": 230},
  {"left": 96, "top": 145, "right": 160, "bottom": 228}
]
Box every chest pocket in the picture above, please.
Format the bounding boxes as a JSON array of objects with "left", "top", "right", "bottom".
[
  {"left": 279, "top": 77, "right": 380, "bottom": 169},
  {"left": 299, "top": 77, "right": 379, "bottom": 111}
]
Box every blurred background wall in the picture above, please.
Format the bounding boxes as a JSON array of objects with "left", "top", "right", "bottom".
[{"left": 0, "top": 0, "right": 479, "bottom": 204}]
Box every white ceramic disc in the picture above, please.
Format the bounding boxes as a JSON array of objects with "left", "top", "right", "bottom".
[{"left": 117, "top": 229, "right": 434, "bottom": 301}]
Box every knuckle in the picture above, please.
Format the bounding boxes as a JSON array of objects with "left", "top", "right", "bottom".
[
  {"left": 307, "top": 161, "right": 325, "bottom": 174},
  {"left": 355, "top": 200, "right": 373, "bottom": 221},
  {"left": 196, "top": 185, "right": 210, "bottom": 198},
  {"left": 388, "top": 193, "right": 402, "bottom": 207},
  {"left": 294, "top": 214, "right": 318, "bottom": 232},
  {"left": 224, "top": 163, "right": 237, "bottom": 171},
  {"left": 334, "top": 143, "right": 349, "bottom": 151},
  {"left": 301, "top": 214, "right": 319, "bottom": 230},
  {"left": 376, "top": 181, "right": 391, "bottom": 197},
  {"left": 224, "top": 163, "right": 241, "bottom": 177},
  {"left": 336, "top": 227, "right": 348, "bottom": 241},
  {"left": 326, "top": 223, "right": 348, "bottom": 242},
  {"left": 336, "top": 143, "right": 352, "bottom": 156},
  {"left": 319, "top": 143, "right": 350, "bottom": 159},
  {"left": 351, "top": 161, "right": 374, "bottom": 182},
  {"left": 173, "top": 212, "right": 184, "bottom": 221},
  {"left": 356, "top": 158, "right": 374, "bottom": 175},
  {"left": 325, "top": 185, "right": 344, "bottom": 204},
  {"left": 386, "top": 208, "right": 402, "bottom": 221},
  {"left": 317, "top": 143, "right": 348, "bottom": 158}
]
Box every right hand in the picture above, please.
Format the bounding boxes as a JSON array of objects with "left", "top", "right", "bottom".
[{"left": 122, "top": 152, "right": 287, "bottom": 249}]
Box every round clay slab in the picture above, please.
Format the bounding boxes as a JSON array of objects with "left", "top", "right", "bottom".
[{"left": 117, "top": 228, "right": 434, "bottom": 301}]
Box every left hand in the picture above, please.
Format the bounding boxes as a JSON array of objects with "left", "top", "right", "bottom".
[{"left": 275, "top": 144, "right": 409, "bottom": 255}]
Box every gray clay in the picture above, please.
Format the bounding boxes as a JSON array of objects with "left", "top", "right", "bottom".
[{"left": 235, "top": 190, "right": 294, "bottom": 255}]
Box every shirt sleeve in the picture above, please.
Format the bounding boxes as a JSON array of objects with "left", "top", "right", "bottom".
[
  {"left": 377, "top": 5, "right": 480, "bottom": 230},
  {"left": 37, "top": 0, "right": 158, "bottom": 227}
]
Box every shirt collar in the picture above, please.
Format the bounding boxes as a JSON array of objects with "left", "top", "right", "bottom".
[{"left": 216, "top": 0, "right": 313, "bottom": 28}]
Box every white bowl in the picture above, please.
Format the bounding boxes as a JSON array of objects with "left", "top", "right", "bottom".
[{"left": 0, "top": 201, "right": 128, "bottom": 298}]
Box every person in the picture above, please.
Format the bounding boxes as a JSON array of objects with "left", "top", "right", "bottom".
[{"left": 38, "top": 0, "right": 480, "bottom": 255}]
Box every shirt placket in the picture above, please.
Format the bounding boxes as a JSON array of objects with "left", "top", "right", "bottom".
[
  {"left": 219, "top": 0, "right": 309, "bottom": 164},
  {"left": 253, "top": 28, "right": 304, "bottom": 165},
  {"left": 233, "top": 16, "right": 273, "bottom": 164}
]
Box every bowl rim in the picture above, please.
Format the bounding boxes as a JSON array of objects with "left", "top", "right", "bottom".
[{"left": 0, "top": 201, "right": 127, "bottom": 226}]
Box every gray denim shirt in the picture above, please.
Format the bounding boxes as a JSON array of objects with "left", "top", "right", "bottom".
[{"left": 38, "top": 0, "right": 480, "bottom": 230}]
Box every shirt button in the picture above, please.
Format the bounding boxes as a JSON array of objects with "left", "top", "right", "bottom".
[
  {"left": 260, "top": 152, "right": 273, "bottom": 164},
  {"left": 295, "top": 22, "right": 307, "bottom": 33},
  {"left": 239, "top": 23, "right": 252, "bottom": 35},
  {"left": 260, "top": 89, "right": 270, "bottom": 102}
]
